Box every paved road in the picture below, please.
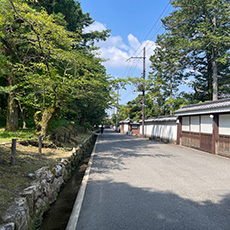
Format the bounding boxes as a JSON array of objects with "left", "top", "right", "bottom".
[{"left": 73, "top": 129, "right": 230, "bottom": 230}]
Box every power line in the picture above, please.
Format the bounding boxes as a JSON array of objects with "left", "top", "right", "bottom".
[
  {"left": 123, "top": 2, "right": 171, "bottom": 79},
  {"left": 130, "top": 2, "right": 171, "bottom": 58},
  {"left": 118, "top": 1, "right": 172, "bottom": 109}
]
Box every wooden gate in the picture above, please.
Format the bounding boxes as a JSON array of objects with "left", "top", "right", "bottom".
[{"left": 200, "top": 133, "right": 212, "bottom": 153}]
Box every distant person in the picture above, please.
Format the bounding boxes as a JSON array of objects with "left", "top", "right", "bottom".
[{"left": 100, "top": 125, "right": 104, "bottom": 136}]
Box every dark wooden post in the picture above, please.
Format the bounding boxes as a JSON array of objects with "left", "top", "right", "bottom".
[
  {"left": 10, "top": 139, "right": 17, "bottom": 165},
  {"left": 176, "top": 117, "right": 182, "bottom": 145},
  {"left": 212, "top": 114, "right": 218, "bottom": 154},
  {"left": 38, "top": 135, "right": 42, "bottom": 154}
]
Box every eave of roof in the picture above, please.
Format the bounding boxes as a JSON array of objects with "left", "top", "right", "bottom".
[
  {"left": 131, "top": 121, "right": 140, "bottom": 125},
  {"left": 119, "top": 118, "right": 131, "bottom": 124},
  {"left": 175, "top": 98, "right": 230, "bottom": 116},
  {"left": 143, "top": 116, "right": 177, "bottom": 123}
]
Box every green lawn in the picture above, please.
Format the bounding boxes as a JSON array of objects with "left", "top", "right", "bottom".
[{"left": 0, "top": 128, "right": 36, "bottom": 143}]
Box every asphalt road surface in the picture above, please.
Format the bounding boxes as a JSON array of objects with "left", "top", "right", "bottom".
[{"left": 73, "top": 129, "right": 230, "bottom": 230}]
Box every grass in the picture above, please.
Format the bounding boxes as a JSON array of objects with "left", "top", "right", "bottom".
[
  {"left": 0, "top": 144, "right": 72, "bottom": 215},
  {"left": 0, "top": 124, "right": 91, "bottom": 221},
  {"left": 0, "top": 128, "right": 37, "bottom": 143}
]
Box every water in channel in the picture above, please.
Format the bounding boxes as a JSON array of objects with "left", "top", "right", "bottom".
[{"left": 39, "top": 139, "right": 95, "bottom": 230}]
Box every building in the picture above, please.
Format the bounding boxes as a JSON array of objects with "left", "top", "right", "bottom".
[
  {"left": 119, "top": 118, "right": 131, "bottom": 134},
  {"left": 175, "top": 98, "right": 230, "bottom": 157},
  {"left": 130, "top": 121, "right": 140, "bottom": 135},
  {"left": 140, "top": 116, "right": 178, "bottom": 143}
]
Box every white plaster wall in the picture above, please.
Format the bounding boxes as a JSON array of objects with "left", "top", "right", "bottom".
[
  {"left": 145, "top": 124, "right": 153, "bottom": 136},
  {"left": 140, "top": 122, "right": 177, "bottom": 141},
  {"left": 190, "top": 116, "right": 199, "bottom": 132},
  {"left": 182, "top": 117, "right": 190, "bottom": 131},
  {"left": 201, "top": 115, "right": 213, "bottom": 134},
  {"left": 219, "top": 114, "right": 230, "bottom": 135},
  {"left": 124, "top": 124, "right": 129, "bottom": 133}
]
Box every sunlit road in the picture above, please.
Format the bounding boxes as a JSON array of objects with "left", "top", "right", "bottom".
[{"left": 71, "top": 129, "right": 230, "bottom": 230}]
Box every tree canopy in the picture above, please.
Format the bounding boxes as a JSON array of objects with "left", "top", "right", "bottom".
[
  {"left": 0, "top": 0, "right": 111, "bottom": 136},
  {"left": 114, "top": 0, "right": 230, "bottom": 123},
  {"left": 158, "top": 0, "right": 230, "bottom": 102}
]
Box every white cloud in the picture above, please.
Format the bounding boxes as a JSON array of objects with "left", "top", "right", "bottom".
[
  {"left": 87, "top": 21, "right": 157, "bottom": 71},
  {"left": 99, "top": 36, "right": 129, "bottom": 50},
  {"left": 83, "top": 21, "right": 106, "bottom": 33},
  {"left": 99, "top": 46, "right": 130, "bottom": 68}
]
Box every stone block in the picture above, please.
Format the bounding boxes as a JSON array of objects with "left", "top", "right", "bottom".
[
  {"left": 20, "top": 187, "right": 35, "bottom": 216},
  {"left": 52, "top": 177, "right": 64, "bottom": 193},
  {"left": 40, "top": 180, "right": 56, "bottom": 204},
  {"left": 63, "top": 168, "right": 70, "bottom": 182},
  {"left": 35, "top": 167, "right": 49, "bottom": 179},
  {"left": 1, "top": 204, "right": 28, "bottom": 230},
  {"left": 0, "top": 222, "right": 15, "bottom": 230},
  {"left": 30, "top": 182, "right": 42, "bottom": 201},
  {"left": 34, "top": 198, "right": 47, "bottom": 217},
  {"left": 53, "top": 164, "right": 63, "bottom": 177}
]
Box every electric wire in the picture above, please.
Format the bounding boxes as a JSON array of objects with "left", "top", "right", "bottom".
[
  {"left": 125, "top": 3, "right": 171, "bottom": 80},
  {"left": 120, "top": 1, "right": 172, "bottom": 104},
  {"left": 130, "top": 2, "right": 171, "bottom": 59}
]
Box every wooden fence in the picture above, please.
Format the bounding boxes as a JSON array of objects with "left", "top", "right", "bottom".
[{"left": 0, "top": 131, "right": 78, "bottom": 166}]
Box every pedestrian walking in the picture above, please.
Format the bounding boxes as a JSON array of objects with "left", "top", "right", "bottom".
[{"left": 100, "top": 125, "right": 104, "bottom": 136}]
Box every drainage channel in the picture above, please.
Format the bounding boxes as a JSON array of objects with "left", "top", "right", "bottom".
[{"left": 39, "top": 138, "right": 96, "bottom": 230}]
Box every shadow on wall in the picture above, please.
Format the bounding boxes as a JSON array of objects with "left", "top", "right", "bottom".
[{"left": 77, "top": 179, "right": 230, "bottom": 230}]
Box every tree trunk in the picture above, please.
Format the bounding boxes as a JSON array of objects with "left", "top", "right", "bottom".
[
  {"left": 79, "top": 116, "right": 86, "bottom": 126},
  {"left": 212, "top": 15, "right": 218, "bottom": 101},
  {"left": 5, "top": 90, "right": 18, "bottom": 132},
  {"left": 35, "top": 104, "right": 59, "bottom": 137},
  {"left": 212, "top": 48, "right": 218, "bottom": 101},
  {"left": 207, "top": 50, "right": 213, "bottom": 101},
  {"left": 170, "top": 77, "right": 172, "bottom": 115},
  {"left": 18, "top": 101, "right": 27, "bottom": 129}
]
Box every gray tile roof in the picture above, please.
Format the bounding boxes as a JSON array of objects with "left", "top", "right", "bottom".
[
  {"left": 131, "top": 121, "right": 140, "bottom": 125},
  {"left": 175, "top": 98, "right": 230, "bottom": 116},
  {"left": 119, "top": 117, "right": 131, "bottom": 124},
  {"left": 144, "top": 116, "right": 177, "bottom": 123}
]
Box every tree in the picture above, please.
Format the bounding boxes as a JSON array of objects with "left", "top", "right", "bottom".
[
  {"left": 0, "top": 0, "right": 111, "bottom": 136},
  {"left": 160, "top": 0, "right": 230, "bottom": 101},
  {"left": 31, "top": 0, "right": 110, "bottom": 47},
  {"left": 62, "top": 56, "right": 111, "bottom": 128},
  {"left": 149, "top": 35, "right": 184, "bottom": 115}
]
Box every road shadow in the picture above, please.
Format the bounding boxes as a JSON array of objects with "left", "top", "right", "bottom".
[
  {"left": 78, "top": 179, "right": 230, "bottom": 230},
  {"left": 91, "top": 129, "right": 174, "bottom": 174}
]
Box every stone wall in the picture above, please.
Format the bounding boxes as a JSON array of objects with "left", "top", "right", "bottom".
[{"left": 0, "top": 134, "right": 96, "bottom": 230}]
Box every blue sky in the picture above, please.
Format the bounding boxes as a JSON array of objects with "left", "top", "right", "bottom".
[{"left": 81, "top": 0, "right": 175, "bottom": 107}]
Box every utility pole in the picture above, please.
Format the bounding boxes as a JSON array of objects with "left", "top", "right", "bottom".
[
  {"left": 142, "top": 47, "right": 146, "bottom": 138},
  {"left": 127, "top": 47, "right": 146, "bottom": 138},
  {"left": 116, "top": 88, "right": 119, "bottom": 131}
]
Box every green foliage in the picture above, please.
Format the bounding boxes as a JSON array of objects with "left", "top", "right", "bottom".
[
  {"left": 161, "top": 0, "right": 230, "bottom": 100},
  {"left": 0, "top": 128, "right": 36, "bottom": 142},
  {"left": 118, "top": 105, "right": 131, "bottom": 121},
  {"left": 134, "top": 0, "right": 230, "bottom": 119},
  {"left": 0, "top": 117, "right": 6, "bottom": 128},
  {"left": 0, "top": 0, "right": 112, "bottom": 135}
]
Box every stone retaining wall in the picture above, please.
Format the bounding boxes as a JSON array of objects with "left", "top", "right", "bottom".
[{"left": 0, "top": 134, "right": 96, "bottom": 230}]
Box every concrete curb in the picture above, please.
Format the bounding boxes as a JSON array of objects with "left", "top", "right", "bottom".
[{"left": 66, "top": 134, "right": 99, "bottom": 230}]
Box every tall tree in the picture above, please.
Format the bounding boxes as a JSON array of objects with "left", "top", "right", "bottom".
[
  {"left": 31, "top": 0, "right": 110, "bottom": 46},
  {"left": 0, "top": 0, "right": 111, "bottom": 136},
  {"left": 160, "top": 0, "right": 230, "bottom": 101},
  {"left": 149, "top": 35, "right": 184, "bottom": 115}
]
